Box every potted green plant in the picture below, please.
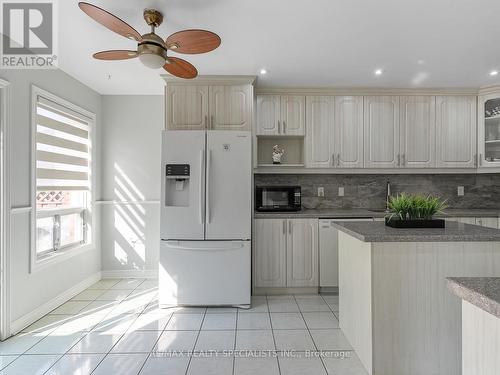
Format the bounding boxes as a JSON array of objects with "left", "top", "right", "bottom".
[{"left": 385, "top": 193, "right": 448, "bottom": 228}]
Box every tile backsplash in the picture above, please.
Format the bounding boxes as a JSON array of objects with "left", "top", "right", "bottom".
[{"left": 254, "top": 174, "right": 500, "bottom": 209}]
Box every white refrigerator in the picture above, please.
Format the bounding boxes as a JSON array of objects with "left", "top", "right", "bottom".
[{"left": 159, "top": 130, "right": 251, "bottom": 307}]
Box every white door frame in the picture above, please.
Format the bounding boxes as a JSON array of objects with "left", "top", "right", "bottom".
[{"left": 0, "top": 78, "right": 12, "bottom": 340}]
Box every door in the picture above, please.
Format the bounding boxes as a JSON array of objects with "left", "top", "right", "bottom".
[
  {"left": 364, "top": 96, "right": 400, "bottom": 168},
  {"left": 335, "top": 96, "right": 364, "bottom": 168},
  {"left": 254, "top": 219, "right": 286, "bottom": 287},
  {"left": 399, "top": 96, "right": 436, "bottom": 168},
  {"left": 166, "top": 85, "right": 208, "bottom": 130},
  {"left": 477, "top": 93, "right": 500, "bottom": 168},
  {"left": 209, "top": 85, "right": 252, "bottom": 130},
  {"left": 436, "top": 96, "right": 477, "bottom": 168},
  {"left": 160, "top": 131, "right": 205, "bottom": 240},
  {"left": 305, "top": 96, "right": 335, "bottom": 168},
  {"left": 256, "top": 95, "right": 281, "bottom": 135},
  {"left": 286, "top": 219, "right": 318, "bottom": 287},
  {"left": 205, "top": 131, "right": 251, "bottom": 240},
  {"left": 159, "top": 240, "right": 251, "bottom": 306},
  {"left": 281, "top": 95, "right": 305, "bottom": 135}
]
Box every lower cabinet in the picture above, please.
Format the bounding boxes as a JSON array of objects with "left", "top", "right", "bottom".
[
  {"left": 446, "top": 216, "right": 499, "bottom": 229},
  {"left": 254, "top": 218, "right": 318, "bottom": 288}
]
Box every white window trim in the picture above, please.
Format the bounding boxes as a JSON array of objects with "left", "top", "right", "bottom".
[{"left": 30, "top": 85, "right": 97, "bottom": 273}]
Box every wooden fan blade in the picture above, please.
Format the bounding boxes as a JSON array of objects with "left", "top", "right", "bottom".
[
  {"left": 93, "top": 50, "right": 138, "bottom": 60},
  {"left": 79, "top": 2, "right": 142, "bottom": 42},
  {"left": 163, "top": 57, "right": 198, "bottom": 79},
  {"left": 166, "top": 29, "right": 221, "bottom": 54}
]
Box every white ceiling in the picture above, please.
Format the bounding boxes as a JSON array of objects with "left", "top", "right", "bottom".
[{"left": 59, "top": 0, "right": 500, "bottom": 95}]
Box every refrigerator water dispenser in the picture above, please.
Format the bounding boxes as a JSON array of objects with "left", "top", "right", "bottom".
[{"left": 165, "top": 164, "right": 190, "bottom": 207}]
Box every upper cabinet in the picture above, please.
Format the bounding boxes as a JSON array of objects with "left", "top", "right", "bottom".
[
  {"left": 166, "top": 85, "right": 209, "bottom": 130},
  {"left": 305, "top": 96, "right": 335, "bottom": 168},
  {"left": 436, "top": 96, "right": 477, "bottom": 168},
  {"left": 256, "top": 95, "right": 305, "bottom": 136},
  {"left": 399, "top": 96, "right": 436, "bottom": 168},
  {"left": 165, "top": 79, "right": 254, "bottom": 131},
  {"left": 364, "top": 96, "right": 400, "bottom": 168},
  {"left": 478, "top": 93, "right": 500, "bottom": 168},
  {"left": 335, "top": 96, "right": 364, "bottom": 168},
  {"left": 209, "top": 85, "right": 252, "bottom": 130}
]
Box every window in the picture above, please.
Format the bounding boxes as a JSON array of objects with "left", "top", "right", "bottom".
[{"left": 33, "top": 88, "right": 94, "bottom": 262}]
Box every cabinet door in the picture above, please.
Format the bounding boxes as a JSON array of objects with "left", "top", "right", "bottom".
[
  {"left": 364, "top": 96, "right": 400, "bottom": 168},
  {"left": 334, "top": 96, "right": 364, "bottom": 168},
  {"left": 256, "top": 95, "right": 281, "bottom": 135},
  {"left": 436, "top": 96, "right": 477, "bottom": 168},
  {"left": 254, "top": 219, "right": 287, "bottom": 287},
  {"left": 399, "top": 96, "right": 436, "bottom": 168},
  {"left": 305, "top": 96, "right": 335, "bottom": 168},
  {"left": 166, "top": 85, "right": 209, "bottom": 130},
  {"left": 286, "top": 219, "right": 318, "bottom": 287},
  {"left": 477, "top": 94, "right": 500, "bottom": 168},
  {"left": 319, "top": 220, "right": 338, "bottom": 287},
  {"left": 209, "top": 85, "right": 252, "bottom": 131},
  {"left": 281, "top": 95, "right": 305, "bottom": 135}
]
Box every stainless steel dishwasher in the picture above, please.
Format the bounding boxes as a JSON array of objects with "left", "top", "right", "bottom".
[{"left": 319, "top": 218, "right": 373, "bottom": 292}]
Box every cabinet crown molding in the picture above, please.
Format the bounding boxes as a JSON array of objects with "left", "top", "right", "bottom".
[
  {"left": 255, "top": 87, "right": 479, "bottom": 96},
  {"left": 161, "top": 74, "right": 256, "bottom": 85}
]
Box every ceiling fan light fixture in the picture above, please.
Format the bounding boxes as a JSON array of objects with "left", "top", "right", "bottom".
[{"left": 139, "top": 52, "right": 166, "bottom": 69}]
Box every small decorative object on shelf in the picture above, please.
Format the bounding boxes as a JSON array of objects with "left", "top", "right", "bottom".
[
  {"left": 385, "top": 193, "right": 447, "bottom": 228},
  {"left": 486, "top": 105, "right": 500, "bottom": 118},
  {"left": 272, "top": 144, "right": 285, "bottom": 164}
]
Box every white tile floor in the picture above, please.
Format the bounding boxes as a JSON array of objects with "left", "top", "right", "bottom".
[{"left": 0, "top": 279, "right": 367, "bottom": 375}]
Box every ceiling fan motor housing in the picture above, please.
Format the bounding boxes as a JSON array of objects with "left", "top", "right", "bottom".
[{"left": 138, "top": 33, "right": 168, "bottom": 68}]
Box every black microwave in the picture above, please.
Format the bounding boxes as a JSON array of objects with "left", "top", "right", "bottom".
[{"left": 255, "top": 186, "right": 301, "bottom": 212}]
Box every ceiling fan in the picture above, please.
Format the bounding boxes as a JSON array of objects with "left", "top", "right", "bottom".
[{"left": 78, "top": 2, "right": 221, "bottom": 79}]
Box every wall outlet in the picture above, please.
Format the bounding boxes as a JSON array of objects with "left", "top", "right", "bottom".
[
  {"left": 317, "top": 187, "right": 325, "bottom": 197},
  {"left": 338, "top": 186, "right": 345, "bottom": 197},
  {"left": 457, "top": 186, "right": 464, "bottom": 196}
]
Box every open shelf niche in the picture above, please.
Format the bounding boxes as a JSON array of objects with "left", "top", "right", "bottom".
[{"left": 256, "top": 136, "right": 304, "bottom": 167}]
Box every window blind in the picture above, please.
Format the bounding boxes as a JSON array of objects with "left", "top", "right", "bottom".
[{"left": 36, "top": 96, "right": 91, "bottom": 191}]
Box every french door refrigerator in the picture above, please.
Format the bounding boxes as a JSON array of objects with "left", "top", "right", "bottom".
[{"left": 159, "top": 130, "right": 251, "bottom": 307}]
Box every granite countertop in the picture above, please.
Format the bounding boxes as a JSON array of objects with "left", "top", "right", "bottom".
[
  {"left": 254, "top": 208, "right": 500, "bottom": 219},
  {"left": 331, "top": 221, "right": 500, "bottom": 242},
  {"left": 447, "top": 277, "right": 500, "bottom": 319}
]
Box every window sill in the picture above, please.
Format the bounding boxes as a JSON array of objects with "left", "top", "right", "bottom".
[{"left": 30, "top": 243, "right": 95, "bottom": 273}]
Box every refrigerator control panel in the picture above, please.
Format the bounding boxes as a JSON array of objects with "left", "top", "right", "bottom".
[{"left": 166, "top": 164, "right": 190, "bottom": 179}]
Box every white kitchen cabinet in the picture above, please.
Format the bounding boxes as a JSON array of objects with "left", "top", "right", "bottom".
[
  {"left": 254, "top": 218, "right": 318, "bottom": 288},
  {"left": 364, "top": 96, "right": 400, "bottom": 168},
  {"left": 281, "top": 95, "right": 305, "bottom": 135},
  {"left": 256, "top": 95, "right": 281, "bottom": 135},
  {"left": 399, "top": 96, "right": 436, "bottom": 168},
  {"left": 335, "top": 96, "right": 364, "bottom": 168},
  {"left": 254, "top": 219, "right": 287, "bottom": 287},
  {"left": 166, "top": 85, "right": 209, "bottom": 130},
  {"left": 286, "top": 219, "right": 318, "bottom": 287},
  {"left": 436, "top": 96, "right": 477, "bottom": 168},
  {"left": 209, "top": 85, "right": 252, "bottom": 130},
  {"left": 478, "top": 92, "right": 500, "bottom": 168},
  {"left": 305, "top": 96, "right": 335, "bottom": 168},
  {"left": 474, "top": 217, "right": 499, "bottom": 229},
  {"left": 256, "top": 95, "right": 305, "bottom": 136}
]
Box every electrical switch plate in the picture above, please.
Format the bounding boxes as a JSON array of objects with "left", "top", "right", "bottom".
[
  {"left": 317, "top": 187, "right": 325, "bottom": 197},
  {"left": 338, "top": 187, "right": 345, "bottom": 197},
  {"left": 458, "top": 186, "right": 464, "bottom": 196}
]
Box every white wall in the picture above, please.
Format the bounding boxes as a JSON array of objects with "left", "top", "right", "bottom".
[
  {"left": 100, "top": 95, "right": 163, "bottom": 276},
  {"left": 0, "top": 69, "right": 102, "bottom": 325}
]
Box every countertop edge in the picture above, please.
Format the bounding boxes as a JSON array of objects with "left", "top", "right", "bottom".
[{"left": 447, "top": 278, "right": 500, "bottom": 319}]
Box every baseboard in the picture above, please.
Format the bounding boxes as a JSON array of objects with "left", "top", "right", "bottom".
[
  {"left": 253, "top": 287, "right": 319, "bottom": 295},
  {"left": 10, "top": 271, "right": 102, "bottom": 336},
  {"left": 101, "top": 269, "right": 158, "bottom": 279}
]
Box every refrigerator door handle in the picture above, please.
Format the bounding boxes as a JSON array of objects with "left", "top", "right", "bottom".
[
  {"left": 199, "top": 149, "right": 205, "bottom": 224},
  {"left": 206, "top": 149, "right": 212, "bottom": 224},
  {"left": 166, "top": 242, "right": 245, "bottom": 251}
]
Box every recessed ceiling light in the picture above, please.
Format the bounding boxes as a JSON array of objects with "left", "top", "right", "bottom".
[
  {"left": 260, "top": 69, "right": 267, "bottom": 75},
  {"left": 490, "top": 70, "right": 499, "bottom": 76},
  {"left": 374, "top": 69, "right": 383, "bottom": 76}
]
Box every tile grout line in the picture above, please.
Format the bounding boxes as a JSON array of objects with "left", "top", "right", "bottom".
[
  {"left": 266, "top": 294, "right": 282, "bottom": 375},
  {"left": 184, "top": 308, "right": 207, "bottom": 375}
]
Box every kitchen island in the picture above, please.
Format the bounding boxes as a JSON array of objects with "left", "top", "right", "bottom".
[{"left": 333, "top": 221, "right": 500, "bottom": 375}]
